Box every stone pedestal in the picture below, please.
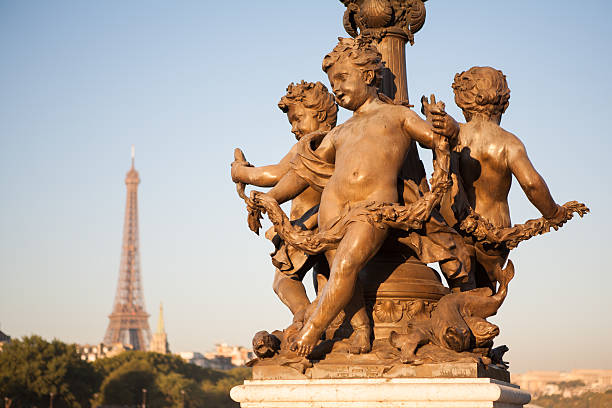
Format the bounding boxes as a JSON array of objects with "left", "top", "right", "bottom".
[{"left": 230, "top": 378, "right": 531, "bottom": 408}]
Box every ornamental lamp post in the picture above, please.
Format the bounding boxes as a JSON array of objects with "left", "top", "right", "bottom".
[
  {"left": 339, "top": 1, "right": 431, "bottom": 210},
  {"left": 339, "top": 0, "right": 429, "bottom": 104}
]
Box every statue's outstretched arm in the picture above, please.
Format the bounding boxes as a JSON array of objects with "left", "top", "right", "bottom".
[
  {"left": 457, "top": 133, "right": 588, "bottom": 249},
  {"left": 403, "top": 108, "right": 435, "bottom": 148},
  {"left": 231, "top": 145, "right": 296, "bottom": 187},
  {"left": 507, "top": 135, "right": 560, "bottom": 219},
  {"left": 265, "top": 130, "right": 337, "bottom": 204},
  {"left": 266, "top": 170, "right": 309, "bottom": 205}
]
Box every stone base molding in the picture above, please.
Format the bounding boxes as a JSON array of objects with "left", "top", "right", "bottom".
[{"left": 230, "top": 377, "right": 531, "bottom": 408}]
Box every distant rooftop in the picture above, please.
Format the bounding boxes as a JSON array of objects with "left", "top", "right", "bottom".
[{"left": 0, "top": 330, "right": 10, "bottom": 343}]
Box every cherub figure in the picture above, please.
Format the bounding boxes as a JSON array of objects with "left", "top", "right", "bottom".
[
  {"left": 423, "top": 67, "right": 570, "bottom": 289},
  {"left": 259, "top": 37, "right": 465, "bottom": 356},
  {"left": 231, "top": 81, "right": 337, "bottom": 320}
]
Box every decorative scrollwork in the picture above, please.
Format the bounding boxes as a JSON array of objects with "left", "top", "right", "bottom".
[{"left": 340, "top": 0, "right": 429, "bottom": 45}]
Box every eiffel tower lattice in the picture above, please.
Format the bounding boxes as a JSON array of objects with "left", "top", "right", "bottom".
[{"left": 103, "top": 148, "right": 151, "bottom": 350}]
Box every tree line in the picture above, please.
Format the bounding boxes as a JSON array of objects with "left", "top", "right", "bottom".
[
  {"left": 0, "top": 335, "right": 249, "bottom": 408},
  {"left": 532, "top": 390, "right": 612, "bottom": 408}
]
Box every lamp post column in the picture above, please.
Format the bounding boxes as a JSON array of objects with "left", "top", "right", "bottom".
[{"left": 339, "top": 0, "right": 429, "bottom": 104}]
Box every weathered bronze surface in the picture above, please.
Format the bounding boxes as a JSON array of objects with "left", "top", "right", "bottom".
[
  {"left": 230, "top": 1, "right": 588, "bottom": 381},
  {"left": 232, "top": 81, "right": 336, "bottom": 319},
  {"left": 253, "top": 360, "right": 510, "bottom": 382}
]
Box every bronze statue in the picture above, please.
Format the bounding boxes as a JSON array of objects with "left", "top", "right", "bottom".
[
  {"left": 231, "top": 81, "right": 336, "bottom": 320},
  {"left": 231, "top": 81, "right": 374, "bottom": 354},
  {"left": 423, "top": 67, "right": 588, "bottom": 289},
  {"left": 231, "top": 39, "right": 587, "bottom": 377},
  {"left": 250, "top": 37, "right": 464, "bottom": 357}
]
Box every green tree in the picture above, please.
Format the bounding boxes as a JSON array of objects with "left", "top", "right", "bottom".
[
  {"left": 533, "top": 390, "right": 612, "bottom": 408},
  {"left": 200, "top": 367, "right": 251, "bottom": 408},
  {"left": 94, "top": 352, "right": 250, "bottom": 408},
  {"left": 155, "top": 372, "right": 207, "bottom": 408},
  {"left": 94, "top": 351, "right": 225, "bottom": 384},
  {"left": 0, "top": 335, "right": 100, "bottom": 408},
  {"left": 556, "top": 380, "right": 586, "bottom": 390},
  {"left": 95, "top": 359, "right": 164, "bottom": 408}
]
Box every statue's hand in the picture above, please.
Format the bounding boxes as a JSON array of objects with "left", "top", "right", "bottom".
[
  {"left": 410, "top": 196, "right": 432, "bottom": 223},
  {"left": 244, "top": 190, "right": 264, "bottom": 235},
  {"left": 420, "top": 94, "right": 436, "bottom": 121},
  {"left": 231, "top": 148, "right": 252, "bottom": 183},
  {"left": 423, "top": 95, "right": 459, "bottom": 145},
  {"left": 231, "top": 160, "right": 249, "bottom": 183},
  {"left": 545, "top": 204, "right": 570, "bottom": 230},
  {"left": 249, "top": 190, "right": 264, "bottom": 207},
  {"left": 432, "top": 112, "right": 459, "bottom": 145},
  {"left": 250, "top": 190, "right": 280, "bottom": 207}
]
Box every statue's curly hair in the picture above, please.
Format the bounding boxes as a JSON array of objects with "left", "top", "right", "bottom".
[
  {"left": 452, "top": 67, "right": 510, "bottom": 117},
  {"left": 322, "top": 36, "right": 384, "bottom": 88},
  {"left": 278, "top": 81, "right": 338, "bottom": 130}
]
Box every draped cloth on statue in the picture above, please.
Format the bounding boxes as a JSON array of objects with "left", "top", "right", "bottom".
[
  {"left": 291, "top": 131, "right": 334, "bottom": 193},
  {"left": 266, "top": 132, "right": 327, "bottom": 278},
  {"left": 268, "top": 206, "right": 320, "bottom": 279}
]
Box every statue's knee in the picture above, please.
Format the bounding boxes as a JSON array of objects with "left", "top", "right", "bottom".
[{"left": 334, "top": 258, "right": 360, "bottom": 280}]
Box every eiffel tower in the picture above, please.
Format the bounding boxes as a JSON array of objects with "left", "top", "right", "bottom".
[{"left": 103, "top": 147, "right": 151, "bottom": 350}]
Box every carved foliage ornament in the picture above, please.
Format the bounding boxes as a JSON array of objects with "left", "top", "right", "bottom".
[
  {"left": 340, "top": 0, "right": 428, "bottom": 45},
  {"left": 372, "top": 299, "right": 434, "bottom": 323}
]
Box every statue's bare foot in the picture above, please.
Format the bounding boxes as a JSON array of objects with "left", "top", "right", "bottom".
[
  {"left": 348, "top": 326, "right": 371, "bottom": 354},
  {"left": 290, "top": 322, "right": 320, "bottom": 357}
]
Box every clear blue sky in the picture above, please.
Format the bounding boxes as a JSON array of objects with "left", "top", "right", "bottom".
[{"left": 1, "top": 1, "right": 610, "bottom": 373}]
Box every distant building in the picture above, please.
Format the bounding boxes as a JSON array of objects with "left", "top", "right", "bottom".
[
  {"left": 204, "top": 343, "right": 254, "bottom": 367},
  {"left": 0, "top": 329, "right": 11, "bottom": 351},
  {"left": 177, "top": 343, "right": 254, "bottom": 370},
  {"left": 149, "top": 302, "right": 170, "bottom": 354},
  {"left": 77, "top": 343, "right": 132, "bottom": 362},
  {"left": 178, "top": 351, "right": 234, "bottom": 370},
  {"left": 178, "top": 351, "right": 207, "bottom": 365},
  {"left": 513, "top": 369, "right": 612, "bottom": 398}
]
